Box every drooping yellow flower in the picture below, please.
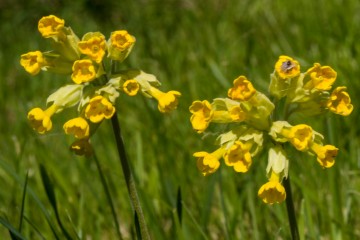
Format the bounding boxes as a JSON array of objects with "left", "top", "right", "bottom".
[
  {"left": 327, "top": 86, "right": 353, "bottom": 116},
  {"left": 281, "top": 124, "right": 313, "bottom": 151},
  {"left": 122, "top": 79, "right": 140, "bottom": 96},
  {"left": 27, "top": 104, "right": 59, "bottom": 134},
  {"left": 78, "top": 33, "right": 106, "bottom": 63},
  {"left": 223, "top": 141, "right": 252, "bottom": 173},
  {"left": 258, "top": 171, "right": 286, "bottom": 204},
  {"left": 20, "top": 51, "right": 45, "bottom": 75},
  {"left": 108, "top": 30, "right": 136, "bottom": 61},
  {"left": 228, "top": 105, "right": 247, "bottom": 122},
  {"left": 38, "top": 15, "right": 65, "bottom": 38},
  {"left": 71, "top": 59, "right": 96, "bottom": 84},
  {"left": 193, "top": 147, "right": 226, "bottom": 176},
  {"left": 147, "top": 87, "right": 181, "bottom": 113},
  {"left": 85, "top": 96, "right": 115, "bottom": 123},
  {"left": 304, "top": 63, "right": 337, "bottom": 90},
  {"left": 310, "top": 143, "right": 338, "bottom": 168},
  {"left": 189, "top": 100, "right": 214, "bottom": 133},
  {"left": 70, "top": 139, "right": 93, "bottom": 157},
  {"left": 275, "top": 55, "right": 300, "bottom": 79},
  {"left": 63, "top": 117, "right": 90, "bottom": 139},
  {"left": 228, "top": 76, "right": 256, "bottom": 101}
]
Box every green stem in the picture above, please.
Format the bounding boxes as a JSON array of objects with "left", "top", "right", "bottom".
[
  {"left": 111, "top": 113, "right": 150, "bottom": 240},
  {"left": 283, "top": 175, "right": 300, "bottom": 240},
  {"left": 92, "top": 153, "right": 123, "bottom": 240}
]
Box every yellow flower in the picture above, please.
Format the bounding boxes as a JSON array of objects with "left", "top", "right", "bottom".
[
  {"left": 63, "top": 117, "right": 90, "bottom": 139},
  {"left": 193, "top": 147, "right": 226, "bottom": 176},
  {"left": 229, "top": 105, "right": 246, "bottom": 122},
  {"left": 281, "top": 124, "right": 313, "bottom": 151},
  {"left": 70, "top": 139, "right": 93, "bottom": 157},
  {"left": 304, "top": 63, "right": 337, "bottom": 90},
  {"left": 71, "top": 59, "right": 96, "bottom": 84},
  {"left": 223, "top": 141, "right": 252, "bottom": 173},
  {"left": 78, "top": 33, "right": 106, "bottom": 63},
  {"left": 310, "top": 143, "right": 338, "bottom": 168},
  {"left": 108, "top": 30, "right": 136, "bottom": 61},
  {"left": 258, "top": 171, "right": 286, "bottom": 204},
  {"left": 122, "top": 79, "right": 140, "bottom": 96},
  {"left": 147, "top": 87, "right": 181, "bottom": 113},
  {"left": 189, "top": 100, "right": 213, "bottom": 133},
  {"left": 20, "top": 51, "right": 45, "bottom": 75},
  {"left": 327, "top": 86, "right": 353, "bottom": 116},
  {"left": 38, "top": 15, "right": 65, "bottom": 38},
  {"left": 27, "top": 104, "right": 59, "bottom": 134},
  {"left": 85, "top": 96, "right": 115, "bottom": 123},
  {"left": 275, "top": 55, "right": 300, "bottom": 79},
  {"left": 228, "top": 76, "right": 256, "bottom": 101}
]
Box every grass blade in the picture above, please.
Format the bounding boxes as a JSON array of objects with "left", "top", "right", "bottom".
[
  {"left": 18, "top": 171, "right": 29, "bottom": 232},
  {"left": 0, "top": 216, "right": 26, "bottom": 240}
]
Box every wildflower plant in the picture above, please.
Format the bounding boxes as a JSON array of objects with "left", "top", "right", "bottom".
[
  {"left": 21, "top": 15, "right": 181, "bottom": 239},
  {"left": 190, "top": 55, "right": 353, "bottom": 237}
]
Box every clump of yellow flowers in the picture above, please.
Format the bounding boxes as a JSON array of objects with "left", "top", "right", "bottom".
[
  {"left": 190, "top": 55, "right": 353, "bottom": 204},
  {"left": 21, "top": 15, "right": 181, "bottom": 156}
]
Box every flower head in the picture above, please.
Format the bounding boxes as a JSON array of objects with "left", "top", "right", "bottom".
[
  {"left": 71, "top": 59, "right": 96, "bottom": 84},
  {"left": 63, "top": 117, "right": 90, "bottom": 139},
  {"left": 20, "top": 51, "right": 45, "bottom": 75},
  {"left": 304, "top": 63, "right": 337, "bottom": 90},
  {"left": 122, "top": 79, "right": 140, "bottom": 96},
  {"left": 223, "top": 141, "right": 252, "bottom": 172},
  {"left": 275, "top": 55, "right": 300, "bottom": 79},
  {"left": 327, "top": 86, "right": 353, "bottom": 116},
  {"left": 147, "top": 87, "right": 181, "bottom": 113},
  {"left": 193, "top": 147, "right": 226, "bottom": 176},
  {"left": 258, "top": 171, "right": 286, "bottom": 204},
  {"left": 85, "top": 96, "right": 115, "bottom": 123},
  {"left": 78, "top": 32, "right": 106, "bottom": 63},
  {"left": 38, "top": 15, "right": 65, "bottom": 38},
  {"left": 27, "top": 105, "right": 59, "bottom": 134},
  {"left": 189, "top": 100, "right": 213, "bottom": 133},
  {"left": 228, "top": 76, "right": 256, "bottom": 101},
  {"left": 108, "top": 30, "right": 136, "bottom": 61},
  {"left": 310, "top": 143, "right": 338, "bottom": 168},
  {"left": 70, "top": 139, "right": 93, "bottom": 157}
]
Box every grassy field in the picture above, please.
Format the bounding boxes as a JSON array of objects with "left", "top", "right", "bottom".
[{"left": 1, "top": 0, "right": 360, "bottom": 239}]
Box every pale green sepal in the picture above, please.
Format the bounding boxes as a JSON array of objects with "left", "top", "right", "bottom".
[
  {"left": 47, "top": 84, "right": 83, "bottom": 111},
  {"left": 213, "top": 98, "right": 240, "bottom": 111},
  {"left": 41, "top": 51, "right": 73, "bottom": 74},
  {"left": 51, "top": 26, "right": 81, "bottom": 61},
  {"left": 269, "top": 72, "right": 290, "bottom": 99},
  {"left": 269, "top": 121, "right": 292, "bottom": 142},
  {"left": 96, "top": 84, "right": 119, "bottom": 103},
  {"left": 266, "top": 146, "right": 289, "bottom": 179},
  {"left": 81, "top": 32, "right": 104, "bottom": 41}
]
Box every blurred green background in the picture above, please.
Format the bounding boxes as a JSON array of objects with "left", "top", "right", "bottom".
[{"left": 1, "top": 0, "right": 359, "bottom": 239}]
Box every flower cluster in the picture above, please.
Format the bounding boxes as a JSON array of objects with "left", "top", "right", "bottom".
[
  {"left": 22, "top": 15, "right": 181, "bottom": 156},
  {"left": 190, "top": 55, "right": 353, "bottom": 204}
]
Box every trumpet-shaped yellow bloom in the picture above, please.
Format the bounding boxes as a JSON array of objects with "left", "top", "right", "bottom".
[
  {"left": 38, "top": 15, "right": 65, "bottom": 38},
  {"left": 122, "top": 79, "right": 140, "bottom": 96},
  {"left": 223, "top": 141, "right": 252, "bottom": 173},
  {"left": 189, "top": 100, "right": 213, "bottom": 133},
  {"left": 258, "top": 171, "right": 286, "bottom": 204},
  {"left": 193, "top": 147, "right": 226, "bottom": 176},
  {"left": 71, "top": 60, "right": 96, "bottom": 84},
  {"left": 229, "top": 105, "right": 247, "bottom": 122},
  {"left": 20, "top": 51, "right": 45, "bottom": 75},
  {"left": 63, "top": 117, "right": 90, "bottom": 139},
  {"left": 78, "top": 34, "right": 106, "bottom": 63},
  {"left": 85, "top": 96, "right": 115, "bottom": 123},
  {"left": 228, "top": 76, "right": 256, "bottom": 101},
  {"left": 281, "top": 124, "right": 313, "bottom": 151},
  {"left": 108, "top": 30, "right": 135, "bottom": 61},
  {"left": 27, "top": 105, "right": 59, "bottom": 134},
  {"left": 70, "top": 139, "right": 93, "bottom": 157},
  {"left": 275, "top": 55, "right": 300, "bottom": 79},
  {"left": 327, "top": 86, "right": 353, "bottom": 116},
  {"left": 147, "top": 87, "right": 181, "bottom": 113},
  {"left": 305, "top": 63, "right": 337, "bottom": 90},
  {"left": 310, "top": 143, "right": 338, "bottom": 168}
]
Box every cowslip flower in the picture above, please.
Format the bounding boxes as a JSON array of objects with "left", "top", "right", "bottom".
[
  {"left": 20, "top": 51, "right": 45, "bottom": 75},
  {"left": 189, "top": 100, "right": 213, "bottom": 133},
  {"left": 276, "top": 123, "right": 314, "bottom": 151},
  {"left": 310, "top": 143, "right": 338, "bottom": 168},
  {"left": 258, "top": 171, "right": 286, "bottom": 204},
  {"left": 193, "top": 147, "right": 226, "bottom": 176},
  {"left": 107, "top": 30, "right": 135, "bottom": 61},
  {"left": 146, "top": 87, "right": 181, "bottom": 113},
  {"left": 85, "top": 96, "right": 115, "bottom": 123},
  {"left": 304, "top": 63, "right": 337, "bottom": 91},
  {"left": 71, "top": 59, "right": 96, "bottom": 84},
  {"left": 63, "top": 117, "right": 90, "bottom": 139},
  {"left": 228, "top": 75, "right": 256, "bottom": 101},
  {"left": 122, "top": 79, "right": 140, "bottom": 96},
  {"left": 38, "top": 15, "right": 65, "bottom": 38},
  {"left": 78, "top": 32, "right": 106, "bottom": 63},
  {"left": 70, "top": 139, "right": 93, "bottom": 157},
  {"left": 223, "top": 141, "right": 252, "bottom": 173},
  {"left": 274, "top": 55, "right": 300, "bottom": 79},
  {"left": 327, "top": 86, "right": 353, "bottom": 116},
  {"left": 27, "top": 104, "right": 59, "bottom": 134}
]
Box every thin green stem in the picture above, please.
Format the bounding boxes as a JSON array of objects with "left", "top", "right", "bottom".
[
  {"left": 283, "top": 176, "right": 300, "bottom": 240},
  {"left": 111, "top": 113, "right": 150, "bottom": 240},
  {"left": 92, "top": 153, "right": 123, "bottom": 240}
]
